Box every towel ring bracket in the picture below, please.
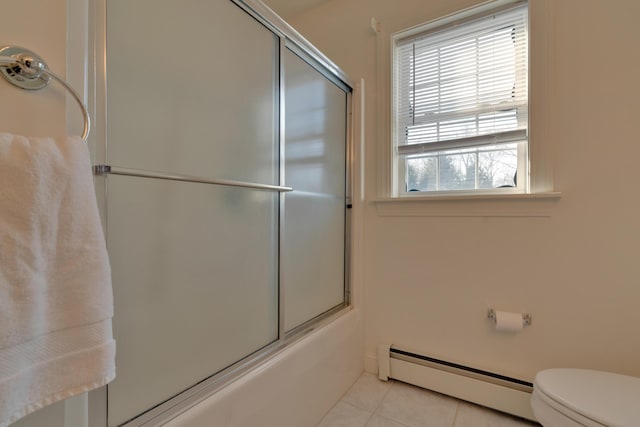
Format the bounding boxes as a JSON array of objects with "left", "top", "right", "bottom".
[
  {"left": 0, "top": 46, "right": 51, "bottom": 90},
  {"left": 0, "top": 45, "right": 90, "bottom": 142}
]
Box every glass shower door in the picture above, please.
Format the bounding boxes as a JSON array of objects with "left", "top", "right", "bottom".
[
  {"left": 282, "top": 48, "right": 349, "bottom": 332},
  {"left": 105, "top": 1, "right": 280, "bottom": 425}
]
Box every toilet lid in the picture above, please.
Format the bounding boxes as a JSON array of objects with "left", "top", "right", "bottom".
[{"left": 534, "top": 369, "right": 640, "bottom": 427}]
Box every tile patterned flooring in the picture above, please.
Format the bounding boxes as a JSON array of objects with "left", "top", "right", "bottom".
[{"left": 317, "top": 373, "right": 541, "bottom": 427}]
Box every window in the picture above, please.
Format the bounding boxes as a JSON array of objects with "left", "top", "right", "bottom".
[{"left": 392, "top": 2, "right": 528, "bottom": 195}]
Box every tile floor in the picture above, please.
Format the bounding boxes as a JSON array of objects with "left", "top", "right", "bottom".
[{"left": 317, "top": 373, "right": 541, "bottom": 427}]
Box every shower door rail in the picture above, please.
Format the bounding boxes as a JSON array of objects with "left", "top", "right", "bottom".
[{"left": 93, "top": 164, "right": 294, "bottom": 192}]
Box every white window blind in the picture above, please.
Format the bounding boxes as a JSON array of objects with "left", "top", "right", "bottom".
[{"left": 393, "top": 2, "right": 528, "bottom": 192}]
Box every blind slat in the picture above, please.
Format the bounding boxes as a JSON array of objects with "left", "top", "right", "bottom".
[
  {"left": 394, "top": 2, "right": 528, "bottom": 153},
  {"left": 397, "top": 129, "right": 527, "bottom": 156}
]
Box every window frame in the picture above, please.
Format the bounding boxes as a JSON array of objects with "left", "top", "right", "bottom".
[{"left": 391, "top": 0, "right": 529, "bottom": 197}]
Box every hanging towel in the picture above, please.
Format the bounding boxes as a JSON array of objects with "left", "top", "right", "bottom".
[{"left": 0, "top": 133, "right": 115, "bottom": 427}]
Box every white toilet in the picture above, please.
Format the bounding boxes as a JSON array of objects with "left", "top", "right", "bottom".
[{"left": 531, "top": 368, "right": 640, "bottom": 426}]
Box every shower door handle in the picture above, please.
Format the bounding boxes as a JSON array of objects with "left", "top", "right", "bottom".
[{"left": 93, "top": 165, "right": 293, "bottom": 192}]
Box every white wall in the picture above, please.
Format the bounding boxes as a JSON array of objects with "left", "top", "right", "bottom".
[
  {"left": 289, "top": 0, "right": 640, "bottom": 381},
  {"left": 0, "top": 0, "right": 67, "bottom": 138},
  {"left": 1, "top": 1, "right": 70, "bottom": 426}
]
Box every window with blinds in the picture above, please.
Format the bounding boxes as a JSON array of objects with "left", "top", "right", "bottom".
[{"left": 392, "top": 2, "right": 528, "bottom": 194}]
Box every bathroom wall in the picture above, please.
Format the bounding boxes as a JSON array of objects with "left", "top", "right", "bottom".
[
  {"left": 0, "top": 0, "right": 67, "bottom": 139},
  {"left": 289, "top": 0, "right": 640, "bottom": 380},
  {"left": 0, "top": 0, "right": 69, "bottom": 426}
]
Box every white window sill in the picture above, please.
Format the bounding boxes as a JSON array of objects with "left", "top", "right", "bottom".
[{"left": 372, "top": 192, "right": 562, "bottom": 217}]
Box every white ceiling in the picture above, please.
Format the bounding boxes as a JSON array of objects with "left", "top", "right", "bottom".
[{"left": 261, "top": 0, "right": 331, "bottom": 20}]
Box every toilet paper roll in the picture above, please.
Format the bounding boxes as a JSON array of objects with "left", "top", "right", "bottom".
[{"left": 493, "top": 310, "right": 524, "bottom": 332}]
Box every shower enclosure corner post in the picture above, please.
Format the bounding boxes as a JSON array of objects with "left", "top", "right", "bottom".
[
  {"left": 277, "top": 33, "right": 287, "bottom": 343},
  {"left": 86, "top": 0, "right": 110, "bottom": 426}
]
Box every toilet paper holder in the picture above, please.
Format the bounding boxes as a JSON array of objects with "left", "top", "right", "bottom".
[{"left": 488, "top": 309, "right": 532, "bottom": 327}]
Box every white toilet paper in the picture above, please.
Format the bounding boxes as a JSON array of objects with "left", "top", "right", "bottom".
[{"left": 493, "top": 310, "right": 524, "bottom": 332}]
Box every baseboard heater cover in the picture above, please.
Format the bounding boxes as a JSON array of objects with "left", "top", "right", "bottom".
[{"left": 378, "top": 345, "right": 536, "bottom": 422}]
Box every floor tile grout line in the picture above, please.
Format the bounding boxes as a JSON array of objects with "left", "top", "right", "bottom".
[
  {"left": 344, "top": 400, "right": 374, "bottom": 426},
  {"left": 369, "top": 377, "right": 395, "bottom": 416},
  {"left": 361, "top": 408, "right": 375, "bottom": 426},
  {"left": 385, "top": 378, "right": 473, "bottom": 427},
  {"left": 341, "top": 373, "right": 395, "bottom": 414},
  {"left": 450, "top": 400, "right": 462, "bottom": 427},
  {"left": 322, "top": 400, "right": 372, "bottom": 427},
  {"left": 369, "top": 379, "right": 418, "bottom": 427}
]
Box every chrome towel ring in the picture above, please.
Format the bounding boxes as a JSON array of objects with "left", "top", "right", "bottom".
[{"left": 0, "top": 45, "right": 90, "bottom": 142}]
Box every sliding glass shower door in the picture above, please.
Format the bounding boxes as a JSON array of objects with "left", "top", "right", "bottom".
[
  {"left": 106, "top": 1, "right": 280, "bottom": 425},
  {"left": 102, "top": 0, "right": 352, "bottom": 425},
  {"left": 283, "top": 47, "right": 348, "bottom": 332}
]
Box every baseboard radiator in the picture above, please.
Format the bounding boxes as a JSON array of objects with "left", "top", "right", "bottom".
[{"left": 377, "top": 345, "right": 536, "bottom": 421}]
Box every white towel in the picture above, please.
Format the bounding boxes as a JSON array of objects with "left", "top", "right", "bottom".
[{"left": 0, "top": 133, "right": 115, "bottom": 427}]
